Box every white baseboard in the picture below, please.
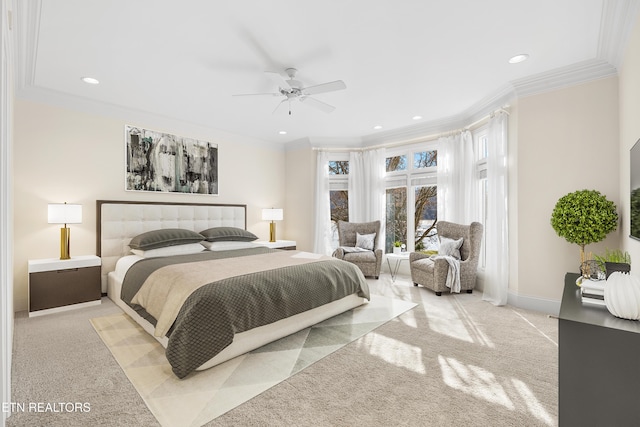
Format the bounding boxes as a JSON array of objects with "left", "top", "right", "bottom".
[{"left": 507, "top": 291, "right": 561, "bottom": 316}]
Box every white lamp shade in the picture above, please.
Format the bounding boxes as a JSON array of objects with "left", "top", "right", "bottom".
[
  {"left": 262, "top": 208, "right": 283, "bottom": 221},
  {"left": 48, "top": 203, "right": 82, "bottom": 224}
]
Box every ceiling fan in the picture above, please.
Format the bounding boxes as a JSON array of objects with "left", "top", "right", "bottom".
[{"left": 233, "top": 68, "right": 346, "bottom": 115}]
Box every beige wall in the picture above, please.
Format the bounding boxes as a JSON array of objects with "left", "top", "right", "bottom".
[
  {"left": 620, "top": 13, "right": 640, "bottom": 267},
  {"left": 284, "top": 143, "right": 315, "bottom": 252},
  {"left": 514, "top": 76, "right": 621, "bottom": 304},
  {"left": 13, "top": 99, "right": 286, "bottom": 311}
]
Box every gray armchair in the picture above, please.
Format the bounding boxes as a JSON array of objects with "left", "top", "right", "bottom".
[
  {"left": 410, "top": 221, "right": 483, "bottom": 296},
  {"left": 332, "top": 220, "right": 382, "bottom": 279}
]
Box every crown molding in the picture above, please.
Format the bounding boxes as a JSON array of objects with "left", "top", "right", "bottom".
[
  {"left": 598, "top": 0, "right": 640, "bottom": 68},
  {"left": 510, "top": 58, "right": 617, "bottom": 98},
  {"left": 13, "top": 0, "right": 40, "bottom": 89}
]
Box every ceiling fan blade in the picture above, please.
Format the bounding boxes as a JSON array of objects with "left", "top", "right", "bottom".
[
  {"left": 265, "top": 71, "right": 292, "bottom": 90},
  {"left": 232, "top": 92, "right": 280, "bottom": 97},
  {"left": 272, "top": 99, "right": 288, "bottom": 114},
  {"left": 302, "top": 80, "right": 346, "bottom": 96},
  {"left": 300, "top": 96, "right": 335, "bottom": 113}
]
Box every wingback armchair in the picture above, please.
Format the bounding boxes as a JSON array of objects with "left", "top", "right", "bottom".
[
  {"left": 332, "top": 220, "right": 382, "bottom": 279},
  {"left": 410, "top": 221, "right": 483, "bottom": 295}
]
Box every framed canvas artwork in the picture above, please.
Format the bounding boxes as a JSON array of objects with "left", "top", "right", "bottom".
[{"left": 125, "top": 125, "right": 218, "bottom": 195}]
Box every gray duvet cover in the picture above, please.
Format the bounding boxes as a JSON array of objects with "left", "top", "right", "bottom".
[{"left": 120, "top": 247, "right": 370, "bottom": 378}]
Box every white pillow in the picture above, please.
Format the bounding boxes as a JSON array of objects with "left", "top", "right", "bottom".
[
  {"left": 201, "top": 241, "right": 258, "bottom": 251},
  {"left": 130, "top": 242, "right": 205, "bottom": 258},
  {"left": 356, "top": 232, "right": 376, "bottom": 251},
  {"left": 439, "top": 236, "right": 463, "bottom": 260}
]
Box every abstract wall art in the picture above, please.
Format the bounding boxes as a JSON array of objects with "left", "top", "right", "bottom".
[{"left": 125, "top": 125, "right": 218, "bottom": 195}]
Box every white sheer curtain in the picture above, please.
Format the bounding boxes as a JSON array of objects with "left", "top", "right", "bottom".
[
  {"left": 348, "top": 148, "right": 386, "bottom": 248},
  {"left": 313, "top": 150, "right": 333, "bottom": 255},
  {"left": 348, "top": 148, "right": 386, "bottom": 222},
  {"left": 437, "top": 131, "right": 478, "bottom": 223},
  {"left": 483, "top": 112, "right": 509, "bottom": 306}
]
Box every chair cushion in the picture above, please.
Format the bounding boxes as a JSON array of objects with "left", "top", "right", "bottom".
[
  {"left": 343, "top": 251, "right": 377, "bottom": 263},
  {"left": 411, "top": 257, "right": 435, "bottom": 273}
]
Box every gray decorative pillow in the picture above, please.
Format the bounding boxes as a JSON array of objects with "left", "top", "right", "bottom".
[
  {"left": 199, "top": 227, "right": 258, "bottom": 242},
  {"left": 356, "top": 232, "right": 376, "bottom": 251},
  {"left": 129, "top": 228, "right": 204, "bottom": 250},
  {"left": 439, "top": 236, "right": 463, "bottom": 260}
]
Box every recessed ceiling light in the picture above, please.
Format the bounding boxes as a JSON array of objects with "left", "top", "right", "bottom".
[
  {"left": 412, "top": 115, "right": 423, "bottom": 120},
  {"left": 508, "top": 54, "right": 529, "bottom": 64},
  {"left": 81, "top": 77, "right": 100, "bottom": 85},
  {"left": 278, "top": 130, "right": 287, "bottom": 135},
  {"left": 373, "top": 125, "right": 383, "bottom": 130}
]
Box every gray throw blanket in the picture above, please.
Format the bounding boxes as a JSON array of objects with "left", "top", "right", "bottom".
[{"left": 431, "top": 255, "right": 461, "bottom": 292}]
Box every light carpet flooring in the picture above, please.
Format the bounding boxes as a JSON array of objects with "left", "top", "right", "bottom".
[
  {"left": 90, "top": 295, "right": 416, "bottom": 427},
  {"left": 7, "top": 274, "right": 559, "bottom": 426}
]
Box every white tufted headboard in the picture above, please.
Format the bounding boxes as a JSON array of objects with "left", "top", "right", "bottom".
[{"left": 97, "top": 200, "right": 247, "bottom": 292}]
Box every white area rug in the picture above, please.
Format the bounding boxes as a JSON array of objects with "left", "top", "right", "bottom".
[{"left": 91, "top": 295, "right": 416, "bottom": 427}]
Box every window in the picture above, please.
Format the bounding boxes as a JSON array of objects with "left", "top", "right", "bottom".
[
  {"left": 386, "top": 155, "right": 407, "bottom": 172},
  {"left": 414, "top": 185, "right": 438, "bottom": 251},
  {"left": 329, "top": 160, "right": 349, "bottom": 175},
  {"left": 330, "top": 190, "right": 349, "bottom": 224},
  {"left": 385, "top": 145, "right": 437, "bottom": 253},
  {"left": 385, "top": 187, "right": 407, "bottom": 252},
  {"left": 474, "top": 129, "right": 489, "bottom": 268},
  {"left": 328, "top": 156, "right": 349, "bottom": 249},
  {"left": 414, "top": 150, "right": 437, "bottom": 169}
]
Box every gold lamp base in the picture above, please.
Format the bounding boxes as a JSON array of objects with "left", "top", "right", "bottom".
[
  {"left": 269, "top": 222, "right": 277, "bottom": 243},
  {"left": 60, "top": 226, "right": 71, "bottom": 260}
]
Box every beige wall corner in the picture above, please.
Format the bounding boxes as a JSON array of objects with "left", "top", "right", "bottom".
[{"left": 514, "top": 76, "right": 620, "bottom": 304}]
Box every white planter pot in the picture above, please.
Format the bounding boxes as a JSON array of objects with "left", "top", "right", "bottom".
[
  {"left": 604, "top": 272, "right": 640, "bottom": 320},
  {"left": 393, "top": 247, "right": 401, "bottom": 254}
]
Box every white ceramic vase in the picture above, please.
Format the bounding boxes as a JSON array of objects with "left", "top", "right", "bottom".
[
  {"left": 604, "top": 272, "right": 640, "bottom": 320},
  {"left": 393, "top": 247, "right": 401, "bottom": 254}
]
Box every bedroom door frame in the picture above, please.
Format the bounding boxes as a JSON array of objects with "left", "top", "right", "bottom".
[{"left": 1, "top": 1, "right": 15, "bottom": 425}]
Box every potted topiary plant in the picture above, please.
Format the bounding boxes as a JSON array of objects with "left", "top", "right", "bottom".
[
  {"left": 393, "top": 241, "right": 402, "bottom": 254},
  {"left": 550, "top": 189, "right": 618, "bottom": 277}
]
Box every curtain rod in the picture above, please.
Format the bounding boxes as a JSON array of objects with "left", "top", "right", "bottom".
[{"left": 312, "top": 106, "right": 510, "bottom": 152}]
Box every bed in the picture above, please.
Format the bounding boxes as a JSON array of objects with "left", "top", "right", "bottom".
[{"left": 97, "top": 200, "right": 370, "bottom": 378}]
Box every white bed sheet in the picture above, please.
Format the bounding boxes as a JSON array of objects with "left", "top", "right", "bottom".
[{"left": 107, "top": 261, "right": 367, "bottom": 371}]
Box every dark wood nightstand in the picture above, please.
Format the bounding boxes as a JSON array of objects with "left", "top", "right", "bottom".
[{"left": 28, "top": 255, "right": 101, "bottom": 317}]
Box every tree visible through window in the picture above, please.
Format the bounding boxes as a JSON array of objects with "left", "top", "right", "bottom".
[
  {"left": 386, "top": 187, "right": 407, "bottom": 252},
  {"left": 415, "top": 186, "right": 437, "bottom": 250},
  {"left": 328, "top": 159, "right": 349, "bottom": 248},
  {"left": 330, "top": 190, "right": 349, "bottom": 224}
]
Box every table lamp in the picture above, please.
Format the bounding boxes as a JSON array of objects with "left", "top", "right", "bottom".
[
  {"left": 261, "top": 208, "right": 283, "bottom": 242},
  {"left": 48, "top": 202, "right": 82, "bottom": 260}
]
